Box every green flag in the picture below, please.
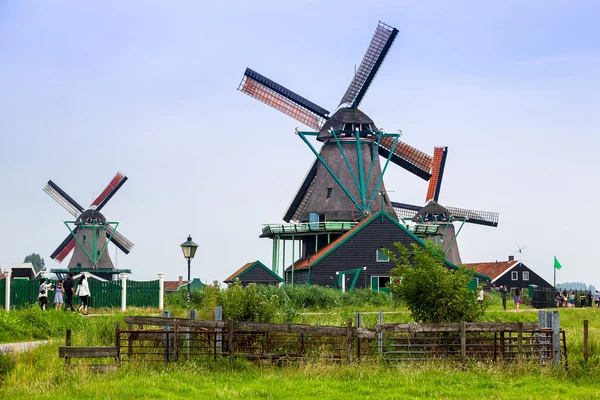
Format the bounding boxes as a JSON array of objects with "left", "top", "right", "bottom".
[{"left": 554, "top": 256, "right": 562, "bottom": 270}]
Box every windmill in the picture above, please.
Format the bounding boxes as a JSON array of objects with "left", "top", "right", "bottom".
[
  {"left": 239, "top": 22, "right": 439, "bottom": 228},
  {"left": 43, "top": 172, "right": 134, "bottom": 280},
  {"left": 391, "top": 147, "right": 499, "bottom": 264}
]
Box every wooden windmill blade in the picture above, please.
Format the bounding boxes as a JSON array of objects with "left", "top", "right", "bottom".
[
  {"left": 91, "top": 172, "right": 128, "bottom": 211},
  {"left": 338, "top": 21, "right": 399, "bottom": 108},
  {"left": 50, "top": 233, "right": 77, "bottom": 262},
  {"left": 105, "top": 224, "right": 134, "bottom": 254},
  {"left": 238, "top": 68, "right": 330, "bottom": 131},
  {"left": 43, "top": 180, "right": 85, "bottom": 218},
  {"left": 378, "top": 138, "right": 433, "bottom": 180},
  {"left": 425, "top": 147, "right": 448, "bottom": 202}
]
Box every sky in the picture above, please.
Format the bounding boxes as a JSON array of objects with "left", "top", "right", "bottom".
[{"left": 1, "top": 0, "right": 599, "bottom": 286}]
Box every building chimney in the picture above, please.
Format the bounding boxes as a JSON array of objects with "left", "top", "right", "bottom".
[
  {"left": 508, "top": 255, "right": 514, "bottom": 262},
  {"left": 178, "top": 275, "right": 183, "bottom": 285}
]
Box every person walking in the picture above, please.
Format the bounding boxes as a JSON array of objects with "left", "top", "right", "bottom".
[
  {"left": 513, "top": 287, "right": 521, "bottom": 312},
  {"left": 54, "top": 280, "right": 64, "bottom": 310},
  {"left": 38, "top": 278, "right": 52, "bottom": 310},
  {"left": 63, "top": 273, "right": 76, "bottom": 312},
  {"left": 555, "top": 291, "right": 561, "bottom": 308},
  {"left": 75, "top": 275, "right": 90, "bottom": 315},
  {"left": 595, "top": 290, "right": 600, "bottom": 307},
  {"left": 569, "top": 291, "right": 575, "bottom": 308},
  {"left": 501, "top": 285, "right": 508, "bottom": 311}
]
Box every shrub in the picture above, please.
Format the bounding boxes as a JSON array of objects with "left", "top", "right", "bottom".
[{"left": 385, "top": 242, "right": 484, "bottom": 323}]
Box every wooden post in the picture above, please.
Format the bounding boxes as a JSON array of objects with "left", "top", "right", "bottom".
[
  {"left": 552, "top": 311, "right": 561, "bottom": 367},
  {"left": 346, "top": 319, "right": 352, "bottom": 363},
  {"left": 215, "top": 306, "right": 223, "bottom": 355},
  {"left": 228, "top": 320, "right": 234, "bottom": 357},
  {"left": 187, "top": 309, "right": 196, "bottom": 356},
  {"left": 115, "top": 321, "right": 121, "bottom": 361},
  {"left": 163, "top": 310, "right": 171, "bottom": 362},
  {"left": 378, "top": 312, "right": 383, "bottom": 354},
  {"left": 173, "top": 321, "right": 179, "bottom": 362},
  {"left": 127, "top": 323, "right": 133, "bottom": 358},
  {"left": 4, "top": 270, "right": 11, "bottom": 311},
  {"left": 355, "top": 313, "right": 361, "bottom": 358},
  {"left": 500, "top": 331, "right": 504, "bottom": 358},
  {"left": 584, "top": 319, "right": 589, "bottom": 362},
  {"left": 65, "top": 328, "right": 72, "bottom": 366},
  {"left": 517, "top": 322, "right": 523, "bottom": 360},
  {"left": 460, "top": 321, "right": 466, "bottom": 364}
]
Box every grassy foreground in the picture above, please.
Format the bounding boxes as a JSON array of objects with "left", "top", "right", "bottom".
[
  {"left": 2, "top": 298, "right": 600, "bottom": 399},
  {"left": 2, "top": 349, "right": 600, "bottom": 400}
]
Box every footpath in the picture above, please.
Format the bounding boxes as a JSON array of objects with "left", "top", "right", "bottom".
[{"left": 0, "top": 340, "right": 50, "bottom": 353}]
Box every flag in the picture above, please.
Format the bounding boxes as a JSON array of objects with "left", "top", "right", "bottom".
[{"left": 554, "top": 256, "right": 562, "bottom": 270}]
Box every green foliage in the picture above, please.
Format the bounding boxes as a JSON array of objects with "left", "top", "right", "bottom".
[
  {"left": 384, "top": 242, "right": 484, "bottom": 323},
  {"left": 557, "top": 282, "right": 596, "bottom": 291},
  {"left": 0, "top": 351, "right": 16, "bottom": 384},
  {"left": 23, "top": 253, "right": 45, "bottom": 271},
  {"left": 165, "top": 283, "right": 393, "bottom": 323}
]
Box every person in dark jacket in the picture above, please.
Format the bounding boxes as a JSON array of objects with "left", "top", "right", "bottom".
[
  {"left": 63, "top": 273, "right": 75, "bottom": 312},
  {"left": 500, "top": 285, "right": 508, "bottom": 311}
]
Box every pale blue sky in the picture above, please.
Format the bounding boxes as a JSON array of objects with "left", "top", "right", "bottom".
[{"left": 1, "top": 1, "right": 599, "bottom": 285}]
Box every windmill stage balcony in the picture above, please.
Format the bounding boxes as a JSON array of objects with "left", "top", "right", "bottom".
[{"left": 260, "top": 221, "right": 358, "bottom": 239}]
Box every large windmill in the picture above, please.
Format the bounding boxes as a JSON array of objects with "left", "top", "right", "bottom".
[
  {"left": 237, "top": 21, "right": 496, "bottom": 276},
  {"left": 43, "top": 172, "right": 134, "bottom": 280}
]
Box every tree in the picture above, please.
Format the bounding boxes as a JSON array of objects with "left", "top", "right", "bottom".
[
  {"left": 385, "top": 242, "right": 484, "bottom": 323},
  {"left": 23, "top": 253, "right": 45, "bottom": 272}
]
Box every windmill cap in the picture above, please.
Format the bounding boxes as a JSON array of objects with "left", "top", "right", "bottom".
[
  {"left": 75, "top": 209, "right": 107, "bottom": 224},
  {"left": 317, "top": 107, "right": 378, "bottom": 142}
]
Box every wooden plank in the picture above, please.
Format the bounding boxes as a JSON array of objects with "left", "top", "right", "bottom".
[
  {"left": 59, "top": 346, "right": 118, "bottom": 359},
  {"left": 460, "top": 321, "right": 466, "bottom": 363},
  {"left": 584, "top": 320, "right": 589, "bottom": 362},
  {"left": 346, "top": 319, "right": 352, "bottom": 363},
  {"left": 115, "top": 321, "right": 121, "bottom": 361}
]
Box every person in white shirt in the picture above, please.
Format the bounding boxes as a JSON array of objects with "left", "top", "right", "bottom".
[
  {"left": 38, "top": 279, "right": 53, "bottom": 310},
  {"left": 75, "top": 275, "right": 91, "bottom": 315}
]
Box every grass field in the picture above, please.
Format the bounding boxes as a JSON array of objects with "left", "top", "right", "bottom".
[{"left": 2, "top": 299, "right": 600, "bottom": 399}]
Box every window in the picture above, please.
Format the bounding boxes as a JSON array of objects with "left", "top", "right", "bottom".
[
  {"left": 82, "top": 235, "right": 87, "bottom": 243},
  {"left": 376, "top": 249, "right": 389, "bottom": 262},
  {"left": 327, "top": 188, "right": 332, "bottom": 199},
  {"left": 511, "top": 271, "right": 518, "bottom": 280},
  {"left": 523, "top": 271, "right": 529, "bottom": 281}
]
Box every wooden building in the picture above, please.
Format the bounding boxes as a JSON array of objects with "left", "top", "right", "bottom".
[
  {"left": 224, "top": 261, "right": 284, "bottom": 287},
  {"left": 463, "top": 256, "right": 553, "bottom": 290},
  {"left": 284, "top": 211, "right": 490, "bottom": 291}
]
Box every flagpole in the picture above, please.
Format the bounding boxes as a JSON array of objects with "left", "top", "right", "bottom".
[{"left": 553, "top": 256, "right": 556, "bottom": 289}]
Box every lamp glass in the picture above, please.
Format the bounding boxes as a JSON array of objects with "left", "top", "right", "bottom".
[{"left": 180, "top": 236, "right": 199, "bottom": 259}]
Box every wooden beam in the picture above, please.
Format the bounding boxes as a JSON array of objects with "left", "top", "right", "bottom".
[{"left": 59, "top": 346, "right": 118, "bottom": 359}]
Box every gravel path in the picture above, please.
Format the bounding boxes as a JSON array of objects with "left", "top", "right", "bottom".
[{"left": 0, "top": 340, "right": 50, "bottom": 353}]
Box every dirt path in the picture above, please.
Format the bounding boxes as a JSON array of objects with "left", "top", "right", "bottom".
[{"left": 0, "top": 340, "right": 50, "bottom": 353}]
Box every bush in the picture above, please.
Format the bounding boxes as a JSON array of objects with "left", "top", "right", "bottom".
[{"left": 385, "top": 242, "right": 484, "bottom": 323}]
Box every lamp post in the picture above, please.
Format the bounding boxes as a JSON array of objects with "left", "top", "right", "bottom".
[{"left": 180, "top": 235, "right": 198, "bottom": 307}]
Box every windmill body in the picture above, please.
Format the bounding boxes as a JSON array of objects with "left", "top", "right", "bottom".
[{"left": 66, "top": 209, "right": 114, "bottom": 270}]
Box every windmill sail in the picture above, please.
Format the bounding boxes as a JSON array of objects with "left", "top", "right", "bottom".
[
  {"left": 425, "top": 147, "right": 448, "bottom": 202},
  {"left": 339, "top": 21, "right": 399, "bottom": 108},
  {"left": 378, "top": 138, "right": 433, "bottom": 180},
  {"left": 44, "top": 181, "right": 85, "bottom": 218},
  {"left": 92, "top": 172, "right": 128, "bottom": 211},
  {"left": 239, "top": 68, "right": 329, "bottom": 131},
  {"left": 392, "top": 201, "right": 499, "bottom": 227}
]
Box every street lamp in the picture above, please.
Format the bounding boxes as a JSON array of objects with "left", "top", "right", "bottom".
[{"left": 180, "top": 235, "right": 198, "bottom": 307}]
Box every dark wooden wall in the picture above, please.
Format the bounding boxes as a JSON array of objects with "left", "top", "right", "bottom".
[{"left": 494, "top": 262, "right": 553, "bottom": 290}]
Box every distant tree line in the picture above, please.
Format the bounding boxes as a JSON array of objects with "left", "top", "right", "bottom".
[{"left": 556, "top": 282, "right": 596, "bottom": 292}]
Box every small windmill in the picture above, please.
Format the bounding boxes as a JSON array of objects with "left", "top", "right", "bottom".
[
  {"left": 44, "top": 172, "right": 134, "bottom": 280},
  {"left": 514, "top": 244, "right": 527, "bottom": 261}
]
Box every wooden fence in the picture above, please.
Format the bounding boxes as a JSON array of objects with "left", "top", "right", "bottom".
[{"left": 115, "top": 315, "right": 566, "bottom": 365}]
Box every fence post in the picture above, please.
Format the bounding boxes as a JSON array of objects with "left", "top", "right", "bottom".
[
  {"left": 115, "top": 321, "right": 121, "bottom": 361},
  {"left": 65, "top": 328, "right": 72, "bottom": 366},
  {"left": 584, "top": 320, "right": 589, "bottom": 362},
  {"left": 187, "top": 309, "right": 196, "bottom": 356},
  {"left": 173, "top": 320, "right": 179, "bottom": 362},
  {"left": 4, "top": 270, "right": 11, "bottom": 311},
  {"left": 552, "top": 310, "right": 561, "bottom": 367},
  {"left": 538, "top": 310, "right": 545, "bottom": 328},
  {"left": 158, "top": 273, "right": 165, "bottom": 310},
  {"left": 163, "top": 310, "right": 171, "bottom": 362},
  {"left": 355, "top": 312, "right": 361, "bottom": 358},
  {"left": 228, "top": 320, "right": 234, "bottom": 357},
  {"left": 346, "top": 318, "right": 352, "bottom": 363},
  {"left": 460, "top": 321, "right": 466, "bottom": 364},
  {"left": 120, "top": 273, "right": 128, "bottom": 312},
  {"left": 377, "top": 311, "right": 383, "bottom": 355},
  {"left": 517, "top": 322, "right": 523, "bottom": 360},
  {"left": 215, "top": 306, "right": 223, "bottom": 355}
]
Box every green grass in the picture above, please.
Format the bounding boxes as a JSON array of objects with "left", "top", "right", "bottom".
[{"left": 3, "top": 298, "right": 600, "bottom": 398}]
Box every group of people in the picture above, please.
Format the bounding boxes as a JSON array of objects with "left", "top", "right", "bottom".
[
  {"left": 554, "top": 290, "right": 600, "bottom": 308},
  {"left": 498, "top": 285, "right": 522, "bottom": 311},
  {"left": 38, "top": 273, "right": 91, "bottom": 315}
]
